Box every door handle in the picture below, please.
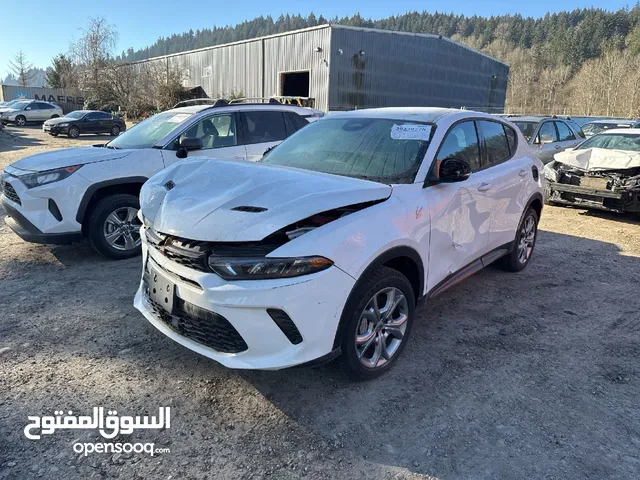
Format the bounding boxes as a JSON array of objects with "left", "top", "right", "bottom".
[
  {"left": 477, "top": 182, "right": 492, "bottom": 192},
  {"left": 232, "top": 155, "right": 245, "bottom": 159},
  {"left": 518, "top": 169, "right": 528, "bottom": 177}
]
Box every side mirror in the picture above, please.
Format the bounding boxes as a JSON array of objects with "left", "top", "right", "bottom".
[
  {"left": 176, "top": 137, "right": 203, "bottom": 158},
  {"left": 540, "top": 133, "right": 554, "bottom": 144},
  {"left": 435, "top": 158, "right": 471, "bottom": 183},
  {"left": 25, "top": 107, "right": 32, "bottom": 111}
]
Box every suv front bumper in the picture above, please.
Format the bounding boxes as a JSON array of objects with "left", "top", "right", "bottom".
[{"left": 134, "top": 232, "right": 355, "bottom": 370}]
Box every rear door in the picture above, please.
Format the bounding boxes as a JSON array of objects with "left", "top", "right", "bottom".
[
  {"left": 426, "top": 120, "right": 494, "bottom": 291},
  {"left": 534, "top": 121, "right": 560, "bottom": 164},
  {"left": 162, "top": 112, "right": 246, "bottom": 168},
  {"left": 24, "top": 102, "right": 40, "bottom": 121},
  {"left": 476, "top": 120, "right": 530, "bottom": 249},
  {"left": 83, "top": 112, "right": 102, "bottom": 133},
  {"left": 240, "top": 110, "right": 289, "bottom": 161}
]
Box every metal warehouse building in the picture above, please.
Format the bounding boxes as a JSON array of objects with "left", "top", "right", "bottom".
[{"left": 136, "top": 24, "right": 509, "bottom": 112}]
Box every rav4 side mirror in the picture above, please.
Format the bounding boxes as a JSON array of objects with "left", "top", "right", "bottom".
[
  {"left": 176, "top": 137, "right": 203, "bottom": 159},
  {"left": 435, "top": 158, "right": 471, "bottom": 183}
]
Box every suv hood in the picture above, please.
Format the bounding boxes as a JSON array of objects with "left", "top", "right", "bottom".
[
  {"left": 140, "top": 158, "right": 392, "bottom": 242},
  {"left": 9, "top": 146, "right": 133, "bottom": 172}
]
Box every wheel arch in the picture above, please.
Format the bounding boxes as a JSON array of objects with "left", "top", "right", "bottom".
[
  {"left": 332, "top": 245, "right": 425, "bottom": 350},
  {"left": 76, "top": 177, "right": 148, "bottom": 227}
]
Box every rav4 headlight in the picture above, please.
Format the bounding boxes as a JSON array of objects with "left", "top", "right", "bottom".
[
  {"left": 208, "top": 256, "right": 333, "bottom": 280},
  {"left": 19, "top": 165, "right": 83, "bottom": 189}
]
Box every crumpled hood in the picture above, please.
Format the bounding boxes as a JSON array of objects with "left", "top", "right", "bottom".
[
  {"left": 140, "top": 158, "right": 392, "bottom": 242},
  {"left": 554, "top": 148, "right": 640, "bottom": 171},
  {"left": 9, "top": 146, "right": 133, "bottom": 172}
]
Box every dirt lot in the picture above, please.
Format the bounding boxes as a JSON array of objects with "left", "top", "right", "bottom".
[{"left": 0, "top": 125, "right": 639, "bottom": 479}]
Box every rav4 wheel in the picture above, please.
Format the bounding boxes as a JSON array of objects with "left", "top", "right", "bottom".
[
  {"left": 340, "top": 266, "right": 415, "bottom": 380},
  {"left": 87, "top": 194, "right": 142, "bottom": 260},
  {"left": 15, "top": 115, "right": 26, "bottom": 127},
  {"left": 110, "top": 125, "right": 120, "bottom": 136},
  {"left": 500, "top": 207, "right": 539, "bottom": 272},
  {"left": 68, "top": 126, "right": 80, "bottom": 138}
]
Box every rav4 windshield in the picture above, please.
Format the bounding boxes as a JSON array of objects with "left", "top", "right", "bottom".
[
  {"left": 261, "top": 118, "right": 433, "bottom": 184},
  {"left": 106, "top": 111, "right": 193, "bottom": 149}
]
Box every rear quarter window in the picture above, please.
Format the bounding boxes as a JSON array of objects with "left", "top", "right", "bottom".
[{"left": 477, "top": 120, "right": 511, "bottom": 166}]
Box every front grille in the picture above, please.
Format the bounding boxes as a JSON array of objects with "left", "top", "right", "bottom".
[
  {"left": 145, "top": 228, "right": 281, "bottom": 273},
  {"left": 145, "top": 292, "right": 248, "bottom": 354},
  {"left": 1, "top": 180, "right": 21, "bottom": 205}
]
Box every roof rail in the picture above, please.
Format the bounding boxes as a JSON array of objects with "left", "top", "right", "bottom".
[
  {"left": 229, "top": 97, "right": 281, "bottom": 104},
  {"left": 173, "top": 98, "right": 228, "bottom": 108}
]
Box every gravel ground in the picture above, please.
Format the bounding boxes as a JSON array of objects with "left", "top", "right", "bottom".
[{"left": 1, "top": 125, "right": 639, "bottom": 479}]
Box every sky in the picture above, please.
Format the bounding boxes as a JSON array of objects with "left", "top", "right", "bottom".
[{"left": 0, "top": 0, "right": 633, "bottom": 73}]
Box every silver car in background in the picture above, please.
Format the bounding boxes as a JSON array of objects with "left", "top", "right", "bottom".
[
  {"left": 508, "top": 116, "right": 585, "bottom": 164},
  {"left": 0, "top": 100, "right": 63, "bottom": 126}
]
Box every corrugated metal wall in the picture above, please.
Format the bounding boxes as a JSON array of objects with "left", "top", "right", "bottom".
[
  {"left": 263, "top": 27, "right": 331, "bottom": 110},
  {"left": 328, "top": 27, "right": 509, "bottom": 112},
  {"left": 0, "top": 85, "right": 85, "bottom": 113}
]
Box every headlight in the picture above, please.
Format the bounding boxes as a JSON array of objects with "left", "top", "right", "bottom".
[
  {"left": 57, "top": 122, "right": 69, "bottom": 127},
  {"left": 19, "top": 165, "right": 83, "bottom": 189},
  {"left": 207, "top": 256, "right": 333, "bottom": 280},
  {"left": 543, "top": 163, "right": 558, "bottom": 183}
]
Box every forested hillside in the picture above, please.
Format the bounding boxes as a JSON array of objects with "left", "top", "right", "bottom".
[{"left": 118, "top": 8, "right": 640, "bottom": 117}]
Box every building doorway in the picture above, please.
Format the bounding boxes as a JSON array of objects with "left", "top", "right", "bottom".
[{"left": 280, "top": 71, "right": 310, "bottom": 97}]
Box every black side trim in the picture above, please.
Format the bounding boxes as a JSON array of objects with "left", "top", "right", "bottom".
[
  {"left": 75, "top": 176, "right": 148, "bottom": 224},
  {"left": 427, "top": 242, "right": 513, "bottom": 300},
  {"left": 48, "top": 199, "right": 62, "bottom": 221},
  {"left": 292, "top": 347, "right": 342, "bottom": 369},
  {"left": 3, "top": 201, "right": 83, "bottom": 245},
  {"left": 331, "top": 246, "right": 425, "bottom": 350}
]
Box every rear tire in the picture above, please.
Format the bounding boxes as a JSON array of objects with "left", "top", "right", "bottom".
[
  {"left": 499, "top": 207, "right": 539, "bottom": 272},
  {"left": 339, "top": 266, "right": 415, "bottom": 380},
  {"left": 110, "top": 125, "right": 120, "bottom": 136},
  {"left": 15, "top": 115, "right": 26, "bottom": 127},
  {"left": 68, "top": 126, "right": 80, "bottom": 138},
  {"left": 87, "top": 194, "right": 142, "bottom": 260},
  {"left": 51, "top": 114, "right": 59, "bottom": 119}
]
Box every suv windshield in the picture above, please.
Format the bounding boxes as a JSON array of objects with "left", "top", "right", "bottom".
[
  {"left": 261, "top": 117, "right": 433, "bottom": 184},
  {"left": 583, "top": 122, "right": 631, "bottom": 136},
  {"left": 578, "top": 133, "right": 640, "bottom": 152},
  {"left": 514, "top": 121, "right": 537, "bottom": 141},
  {"left": 106, "top": 111, "right": 193, "bottom": 149}
]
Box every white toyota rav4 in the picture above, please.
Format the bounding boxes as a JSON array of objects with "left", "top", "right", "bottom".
[
  {"left": 135, "top": 108, "right": 544, "bottom": 379},
  {"left": 0, "top": 102, "right": 317, "bottom": 259}
]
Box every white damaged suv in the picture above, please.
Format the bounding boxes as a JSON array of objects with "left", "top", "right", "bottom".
[{"left": 135, "top": 108, "right": 543, "bottom": 379}]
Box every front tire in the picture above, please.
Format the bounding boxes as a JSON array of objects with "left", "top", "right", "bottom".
[
  {"left": 87, "top": 194, "right": 142, "bottom": 260},
  {"left": 340, "top": 266, "right": 415, "bottom": 380},
  {"left": 68, "top": 126, "right": 80, "bottom": 138},
  {"left": 15, "top": 115, "right": 26, "bottom": 127},
  {"left": 500, "top": 207, "right": 539, "bottom": 272},
  {"left": 49, "top": 132, "right": 58, "bottom": 137}
]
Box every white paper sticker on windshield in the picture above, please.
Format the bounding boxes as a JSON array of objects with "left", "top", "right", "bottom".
[
  {"left": 167, "top": 114, "right": 191, "bottom": 124},
  {"left": 391, "top": 124, "right": 432, "bottom": 141}
]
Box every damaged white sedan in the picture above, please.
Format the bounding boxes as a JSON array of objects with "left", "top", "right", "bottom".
[
  {"left": 134, "top": 108, "right": 543, "bottom": 379},
  {"left": 544, "top": 129, "right": 640, "bottom": 214}
]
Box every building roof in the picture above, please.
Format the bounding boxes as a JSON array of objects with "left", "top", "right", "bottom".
[{"left": 134, "top": 24, "right": 507, "bottom": 67}]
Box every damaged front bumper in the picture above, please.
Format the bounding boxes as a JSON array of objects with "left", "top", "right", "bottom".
[{"left": 544, "top": 162, "right": 640, "bottom": 213}]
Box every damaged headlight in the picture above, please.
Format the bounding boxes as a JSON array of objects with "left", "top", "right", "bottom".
[
  {"left": 19, "top": 165, "right": 83, "bottom": 189},
  {"left": 543, "top": 162, "right": 559, "bottom": 183},
  {"left": 207, "top": 256, "right": 333, "bottom": 280}
]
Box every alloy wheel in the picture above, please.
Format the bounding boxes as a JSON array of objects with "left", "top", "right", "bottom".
[
  {"left": 355, "top": 287, "right": 409, "bottom": 369},
  {"left": 16, "top": 116, "right": 26, "bottom": 126},
  {"left": 517, "top": 214, "right": 536, "bottom": 264},
  {"left": 102, "top": 207, "right": 141, "bottom": 251}
]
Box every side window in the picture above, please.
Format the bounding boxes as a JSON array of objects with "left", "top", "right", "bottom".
[
  {"left": 241, "top": 111, "right": 287, "bottom": 145},
  {"left": 537, "top": 122, "right": 558, "bottom": 143},
  {"left": 177, "top": 114, "right": 237, "bottom": 150},
  {"left": 85, "top": 112, "right": 100, "bottom": 120},
  {"left": 436, "top": 121, "right": 481, "bottom": 172},
  {"left": 96, "top": 112, "right": 112, "bottom": 120},
  {"left": 284, "top": 112, "right": 308, "bottom": 135},
  {"left": 290, "top": 113, "right": 309, "bottom": 131},
  {"left": 556, "top": 121, "right": 576, "bottom": 141},
  {"left": 477, "top": 120, "right": 511, "bottom": 166},
  {"left": 26, "top": 103, "right": 37, "bottom": 110},
  {"left": 43, "top": 103, "right": 55, "bottom": 110},
  {"left": 505, "top": 125, "right": 517, "bottom": 154}
]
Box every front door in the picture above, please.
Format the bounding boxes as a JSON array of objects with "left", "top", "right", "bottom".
[
  {"left": 554, "top": 120, "right": 581, "bottom": 152},
  {"left": 425, "top": 120, "right": 494, "bottom": 291},
  {"left": 162, "top": 113, "right": 246, "bottom": 168}
]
